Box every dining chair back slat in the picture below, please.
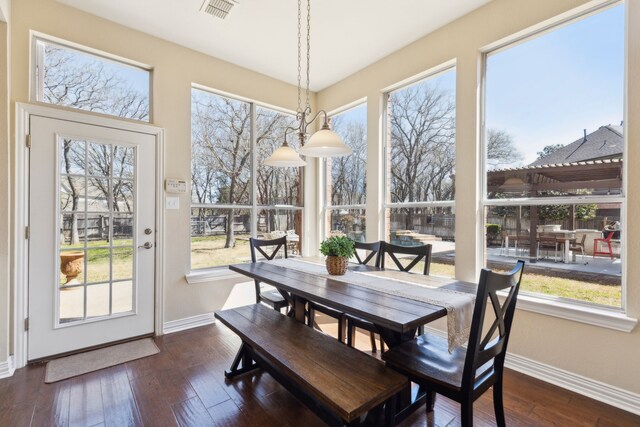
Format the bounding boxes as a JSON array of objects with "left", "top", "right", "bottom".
[
  {"left": 249, "top": 237, "right": 289, "bottom": 311},
  {"left": 354, "top": 241, "right": 382, "bottom": 267},
  {"left": 381, "top": 242, "right": 432, "bottom": 275},
  {"left": 461, "top": 260, "right": 525, "bottom": 390}
]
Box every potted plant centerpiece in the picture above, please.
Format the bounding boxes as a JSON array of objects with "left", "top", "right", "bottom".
[{"left": 319, "top": 235, "right": 355, "bottom": 275}]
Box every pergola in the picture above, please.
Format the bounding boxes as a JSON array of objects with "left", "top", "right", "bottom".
[{"left": 487, "top": 158, "right": 623, "bottom": 259}]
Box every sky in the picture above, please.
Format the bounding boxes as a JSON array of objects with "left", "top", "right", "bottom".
[
  {"left": 485, "top": 4, "right": 624, "bottom": 166},
  {"left": 281, "top": 2, "right": 624, "bottom": 174}
]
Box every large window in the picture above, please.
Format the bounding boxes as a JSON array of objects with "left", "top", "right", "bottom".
[
  {"left": 34, "top": 38, "right": 151, "bottom": 121},
  {"left": 325, "top": 103, "right": 367, "bottom": 241},
  {"left": 190, "top": 88, "right": 302, "bottom": 269},
  {"left": 483, "top": 4, "right": 624, "bottom": 308},
  {"left": 385, "top": 67, "right": 456, "bottom": 277}
]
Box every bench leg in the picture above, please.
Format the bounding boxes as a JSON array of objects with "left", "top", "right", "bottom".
[{"left": 225, "top": 342, "right": 260, "bottom": 379}]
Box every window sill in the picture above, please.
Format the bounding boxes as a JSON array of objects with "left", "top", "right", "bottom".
[
  {"left": 515, "top": 294, "right": 637, "bottom": 332},
  {"left": 185, "top": 268, "right": 243, "bottom": 284}
]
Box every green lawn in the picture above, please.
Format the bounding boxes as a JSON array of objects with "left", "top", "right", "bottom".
[
  {"left": 427, "top": 262, "right": 621, "bottom": 307},
  {"left": 60, "top": 239, "right": 133, "bottom": 285},
  {"left": 70, "top": 236, "right": 621, "bottom": 308}
]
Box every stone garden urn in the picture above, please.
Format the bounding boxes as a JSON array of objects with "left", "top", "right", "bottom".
[{"left": 60, "top": 251, "right": 84, "bottom": 285}]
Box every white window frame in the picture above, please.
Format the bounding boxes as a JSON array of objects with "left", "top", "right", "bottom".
[
  {"left": 188, "top": 84, "right": 303, "bottom": 277},
  {"left": 323, "top": 100, "right": 367, "bottom": 239},
  {"left": 478, "top": 0, "right": 637, "bottom": 330},
  {"left": 31, "top": 33, "right": 153, "bottom": 122},
  {"left": 382, "top": 65, "right": 457, "bottom": 245}
]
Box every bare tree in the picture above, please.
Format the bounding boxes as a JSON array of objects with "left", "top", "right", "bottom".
[
  {"left": 44, "top": 45, "right": 149, "bottom": 245},
  {"left": 389, "top": 82, "right": 456, "bottom": 229},
  {"left": 329, "top": 115, "right": 366, "bottom": 206},
  {"left": 487, "top": 128, "right": 523, "bottom": 169}
]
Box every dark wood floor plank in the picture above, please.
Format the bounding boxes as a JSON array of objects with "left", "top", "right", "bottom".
[
  {"left": 99, "top": 365, "right": 143, "bottom": 427},
  {"left": 153, "top": 369, "right": 198, "bottom": 405},
  {"left": 128, "top": 374, "right": 179, "bottom": 427},
  {"left": 30, "top": 377, "right": 71, "bottom": 427},
  {"left": 68, "top": 371, "right": 104, "bottom": 427},
  {"left": 184, "top": 363, "right": 231, "bottom": 409},
  {"left": 172, "top": 396, "right": 215, "bottom": 427},
  {"left": 0, "top": 325, "right": 635, "bottom": 427}
]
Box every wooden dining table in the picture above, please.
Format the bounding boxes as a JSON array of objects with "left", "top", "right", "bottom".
[
  {"left": 230, "top": 260, "right": 475, "bottom": 347},
  {"left": 229, "top": 259, "right": 477, "bottom": 422}
]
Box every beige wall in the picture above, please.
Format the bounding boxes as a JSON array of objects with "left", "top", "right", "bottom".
[
  {"left": 4, "top": 0, "right": 316, "bottom": 335},
  {"left": 317, "top": 0, "right": 640, "bottom": 394}
]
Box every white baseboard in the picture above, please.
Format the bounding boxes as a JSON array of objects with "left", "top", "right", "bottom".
[
  {"left": 423, "top": 326, "right": 640, "bottom": 416},
  {"left": 162, "top": 312, "right": 216, "bottom": 335},
  {"left": 506, "top": 352, "right": 640, "bottom": 416},
  {"left": 0, "top": 356, "right": 15, "bottom": 379}
]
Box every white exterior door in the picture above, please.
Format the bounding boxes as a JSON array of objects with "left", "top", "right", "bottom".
[{"left": 28, "top": 114, "right": 156, "bottom": 360}]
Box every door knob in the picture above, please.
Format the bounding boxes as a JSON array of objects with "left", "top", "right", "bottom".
[{"left": 138, "top": 242, "right": 153, "bottom": 249}]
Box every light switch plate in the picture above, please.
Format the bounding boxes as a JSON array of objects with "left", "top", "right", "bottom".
[
  {"left": 165, "top": 179, "right": 187, "bottom": 194},
  {"left": 166, "top": 197, "right": 180, "bottom": 210}
]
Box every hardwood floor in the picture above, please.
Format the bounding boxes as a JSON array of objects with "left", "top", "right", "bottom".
[{"left": 1, "top": 322, "right": 638, "bottom": 427}]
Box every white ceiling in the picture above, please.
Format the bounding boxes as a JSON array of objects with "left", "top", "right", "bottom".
[{"left": 56, "top": 0, "right": 491, "bottom": 91}]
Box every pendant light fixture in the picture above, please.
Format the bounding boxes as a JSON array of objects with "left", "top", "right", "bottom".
[{"left": 263, "top": 0, "right": 352, "bottom": 167}]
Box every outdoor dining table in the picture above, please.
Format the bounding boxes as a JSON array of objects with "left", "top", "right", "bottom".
[{"left": 228, "top": 257, "right": 477, "bottom": 421}]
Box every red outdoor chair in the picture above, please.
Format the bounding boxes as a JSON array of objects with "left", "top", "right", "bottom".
[{"left": 593, "top": 231, "right": 615, "bottom": 260}]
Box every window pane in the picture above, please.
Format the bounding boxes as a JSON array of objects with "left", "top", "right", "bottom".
[
  {"left": 388, "top": 69, "right": 456, "bottom": 203},
  {"left": 39, "top": 40, "right": 150, "bottom": 121},
  {"left": 255, "top": 106, "right": 302, "bottom": 206},
  {"left": 386, "top": 206, "right": 455, "bottom": 278},
  {"left": 327, "top": 208, "right": 366, "bottom": 242},
  {"left": 191, "top": 207, "right": 251, "bottom": 269},
  {"left": 191, "top": 89, "right": 252, "bottom": 205},
  {"left": 484, "top": 203, "right": 621, "bottom": 307},
  {"left": 484, "top": 6, "right": 624, "bottom": 199},
  {"left": 328, "top": 104, "right": 367, "bottom": 206},
  {"left": 257, "top": 209, "right": 302, "bottom": 256}
]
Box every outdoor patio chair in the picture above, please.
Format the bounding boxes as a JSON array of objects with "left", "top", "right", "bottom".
[
  {"left": 594, "top": 231, "right": 615, "bottom": 260},
  {"left": 249, "top": 236, "right": 290, "bottom": 313},
  {"left": 537, "top": 233, "right": 562, "bottom": 262},
  {"left": 382, "top": 260, "right": 525, "bottom": 427},
  {"left": 307, "top": 241, "right": 382, "bottom": 345},
  {"left": 346, "top": 242, "right": 432, "bottom": 352},
  {"left": 569, "top": 234, "right": 588, "bottom": 265}
]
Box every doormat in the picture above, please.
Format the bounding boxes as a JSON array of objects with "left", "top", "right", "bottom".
[{"left": 44, "top": 338, "right": 160, "bottom": 383}]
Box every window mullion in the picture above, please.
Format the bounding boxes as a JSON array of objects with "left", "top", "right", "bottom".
[{"left": 250, "top": 102, "right": 257, "bottom": 239}]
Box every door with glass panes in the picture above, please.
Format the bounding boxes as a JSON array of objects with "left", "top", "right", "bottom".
[{"left": 28, "top": 114, "right": 156, "bottom": 360}]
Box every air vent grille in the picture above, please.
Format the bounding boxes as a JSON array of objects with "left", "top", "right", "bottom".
[{"left": 201, "top": 0, "right": 237, "bottom": 19}]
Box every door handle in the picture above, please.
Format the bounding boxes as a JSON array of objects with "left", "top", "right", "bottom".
[{"left": 138, "top": 242, "right": 153, "bottom": 249}]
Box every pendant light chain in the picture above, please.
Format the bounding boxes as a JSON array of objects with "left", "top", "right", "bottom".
[
  {"left": 297, "top": 0, "right": 302, "bottom": 115},
  {"left": 305, "top": 0, "right": 311, "bottom": 113}
]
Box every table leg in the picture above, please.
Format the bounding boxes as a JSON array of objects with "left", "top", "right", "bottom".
[{"left": 293, "top": 295, "right": 307, "bottom": 323}]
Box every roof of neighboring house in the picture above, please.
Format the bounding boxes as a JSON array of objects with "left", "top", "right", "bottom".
[{"left": 528, "top": 125, "right": 623, "bottom": 166}]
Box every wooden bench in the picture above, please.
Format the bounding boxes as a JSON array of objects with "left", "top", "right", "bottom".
[{"left": 215, "top": 304, "right": 408, "bottom": 426}]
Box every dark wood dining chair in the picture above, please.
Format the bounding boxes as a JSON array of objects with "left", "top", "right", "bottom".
[
  {"left": 249, "top": 236, "right": 290, "bottom": 313},
  {"left": 307, "top": 241, "right": 383, "bottom": 344},
  {"left": 382, "top": 260, "right": 525, "bottom": 427},
  {"left": 346, "top": 242, "right": 432, "bottom": 352}
]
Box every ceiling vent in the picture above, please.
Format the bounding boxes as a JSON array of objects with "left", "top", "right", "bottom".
[{"left": 201, "top": 0, "right": 238, "bottom": 19}]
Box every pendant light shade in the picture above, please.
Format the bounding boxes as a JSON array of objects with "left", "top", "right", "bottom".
[
  {"left": 298, "top": 128, "right": 352, "bottom": 157},
  {"left": 263, "top": 143, "right": 307, "bottom": 167}
]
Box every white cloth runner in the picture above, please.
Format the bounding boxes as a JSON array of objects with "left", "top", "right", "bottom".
[{"left": 267, "top": 258, "right": 475, "bottom": 351}]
